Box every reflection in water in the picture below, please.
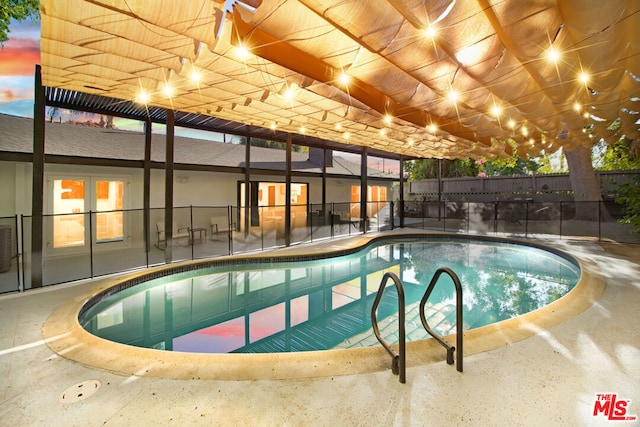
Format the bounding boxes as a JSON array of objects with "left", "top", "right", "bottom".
[{"left": 80, "top": 239, "right": 580, "bottom": 353}]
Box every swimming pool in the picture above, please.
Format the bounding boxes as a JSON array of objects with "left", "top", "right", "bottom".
[{"left": 78, "top": 236, "right": 580, "bottom": 354}]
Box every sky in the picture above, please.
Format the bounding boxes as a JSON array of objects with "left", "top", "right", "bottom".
[{"left": 0, "top": 19, "right": 41, "bottom": 118}]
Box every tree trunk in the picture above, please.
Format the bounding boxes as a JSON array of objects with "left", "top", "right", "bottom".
[{"left": 564, "top": 144, "right": 603, "bottom": 221}]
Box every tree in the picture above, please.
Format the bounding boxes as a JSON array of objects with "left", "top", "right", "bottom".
[
  {"left": 0, "top": 0, "right": 39, "bottom": 45},
  {"left": 405, "top": 158, "right": 479, "bottom": 179},
  {"left": 616, "top": 175, "right": 640, "bottom": 233},
  {"left": 594, "top": 136, "right": 640, "bottom": 171},
  {"left": 483, "top": 156, "right": 540, "bottom": 176},
  {"left": 564, "top": 144, "right": 604, "bottom": 220}
]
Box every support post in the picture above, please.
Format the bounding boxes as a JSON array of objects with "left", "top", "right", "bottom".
[
  {"left": 285, "top": 134, "right": 292, "bottom": 246},
  {"left": 31, "top": 65, "right": 45, "bottom": 288},
  {"left": 143, "top": 119, "right": 152, "bottom": 265},
  {"left": 164, "top": 109, "right": 175, "bottom": 264},
  {"left": 244, "top": 137, "right": 251, "bottom": 237},
  {"left": 399, "top": 156, "right": 405, "bottom": 228},
  {"left": 360, "top": 147, "right": 368, "bottom": 233}
]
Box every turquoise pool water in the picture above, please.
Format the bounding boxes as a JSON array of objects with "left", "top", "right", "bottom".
[{"left": 79, "top": 237, "right": 580, "bottom": 353}]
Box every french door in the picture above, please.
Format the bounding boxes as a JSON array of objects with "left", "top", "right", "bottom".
[{"left": 50, "top": 176, "right": 126, "bottom": 249}]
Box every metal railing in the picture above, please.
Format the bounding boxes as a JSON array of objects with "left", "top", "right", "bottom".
[
  {"left": 1, "top": 201, "right": 396, "bottom": 293},
  {"left": 371, "top": 268, "right": 464, "bottom": 383},
  {"left": 2, "top": 198, "right": 638, "bottom": 294},
  {"left": 371, "top": 271, "right": 406, "bottom": 383},
  {"left": 419, "top": 267, "right": 463, "bottom": 372},
  {"left": 398, "top": 200, "right": 640, "bottom": 244}
]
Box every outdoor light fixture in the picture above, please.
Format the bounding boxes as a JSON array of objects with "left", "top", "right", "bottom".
[
  {"left": 136, "top": 90, "right": 150, "bottom": 104},
  {"left": 578, "top": 71, "right": 590, "bottom": 84},
  {"left": 189, "top": 70, "right": 202, "bottom": 84},
  {"left": 234, "top": 44, "right": 250, "bottom": 60},
  {"left": 338, "top": 72, "right": 350, "bottom": 86},
  {"left": 162, "top": 84, "right": 174, "bottom": 98},
  {"left": 546, "top": 47, "right": 560, "bottom": 63},
  {"left": 447, "top": 89, "right": 459, "bottom": 103},
  {"left": 424, "top": 25, "right": 437, "bottom": 39},
  {"left": 281, "top": 83, "right": 298, "bottom": 100}
]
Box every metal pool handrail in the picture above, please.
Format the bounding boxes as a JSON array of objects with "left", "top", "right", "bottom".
[
  {"left": 419, "top": 267, "right": 464, "bottom": 372},
  {"left": 371, "top": 271, "right": 406, "bottom": 383}
]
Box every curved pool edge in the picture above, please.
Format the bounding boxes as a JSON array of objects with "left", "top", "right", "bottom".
[{"left": 41, "top": 231, "right": 605, "bottom": 381}]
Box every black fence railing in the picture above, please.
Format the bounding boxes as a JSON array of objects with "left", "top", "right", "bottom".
[
  {"left": 1, "top": 201, "right": 394, "bottom": 293},
  {"left": 1, "top": 199, "right": 637, "bottom": 294},
  {"left": 399, "top": 200, "right": 638, "bottom": 244}
]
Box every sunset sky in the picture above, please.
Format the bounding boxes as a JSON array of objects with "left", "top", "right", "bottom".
[{"left": 0, "top": 19, "right": 41, "bottom": 117}]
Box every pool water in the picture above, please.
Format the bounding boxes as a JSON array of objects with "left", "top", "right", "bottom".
[{"left": 79, "top": 238, "right": 580, "bottom": 353}]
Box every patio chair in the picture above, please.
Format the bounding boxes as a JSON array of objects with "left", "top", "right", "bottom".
[{"left": 155, "top": 222, "right": 190, "bottom": 249}]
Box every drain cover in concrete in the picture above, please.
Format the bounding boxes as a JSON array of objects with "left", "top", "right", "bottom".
[{"left": 59, "top": 380, "right": 101, "bottom": 403}]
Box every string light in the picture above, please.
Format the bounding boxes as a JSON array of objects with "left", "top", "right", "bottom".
[
  {"left": 162, "top": 83, "right": 174, "bottom": 98},
  {"left": 234, "top": 44, "right": 249, "bottom": 60},
  {"left": 283, "top": 85, "right": 296, "bottom": 100},
  {"left": 190, "top": 69, "right": 202, "bottom": 83},
  {"left": 136, "top": 90, "right": 150, "bottom": 104},
  {"left": 338, "top": 72, "right": 350, "bottom": 86},
  {"left": 427, "top": 123, "right": 438, "bottom": 133},
  {"left": 423, "top": 25, "right": 437, "bottom": 39},
  {"left": 578, "top": 71, "right": 590, "bottom": 84},
  {"left": 447, "top": 89, "right": 459, "bottom": 103},
  {"left": 546, "top": 47, "right": 560, "bottom": 63}
]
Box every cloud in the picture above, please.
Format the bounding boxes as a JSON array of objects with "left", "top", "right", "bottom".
[{"left": 0, "top": 76, "right": 33, "bottom": 100}]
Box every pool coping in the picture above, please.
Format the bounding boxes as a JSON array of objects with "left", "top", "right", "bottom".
[{"left": 41, "top": 231, "right": 605, "bottom": 381}]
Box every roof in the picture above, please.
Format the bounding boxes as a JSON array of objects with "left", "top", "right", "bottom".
[
  {"left": 0, "top": 113, "right": 395, "bottom": 178},
  {"left": 38, "top": 0, "right": 640, "bottom": 161}
]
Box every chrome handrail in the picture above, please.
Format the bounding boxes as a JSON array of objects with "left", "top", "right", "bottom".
[
  {"left": 371, "top": 271, "right": 406, "bottom": 383},
  {"left": 419, "top": 267, "right": 463, "bottom": 372}
]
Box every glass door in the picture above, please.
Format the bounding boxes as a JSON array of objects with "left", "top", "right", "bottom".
[
  {"left": 95, "top": 180, "right": 124, "bottom": 243},
  {"left": 52, "top": 179, "right": 86, "bottom": 248},
  {"left": 52, "top": 177, "right": 125, "bottom": 249}
]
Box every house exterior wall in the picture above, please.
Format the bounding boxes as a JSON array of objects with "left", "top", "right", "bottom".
[{"left": 0, "top": 162, "right": 381, "bottom": 217}]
